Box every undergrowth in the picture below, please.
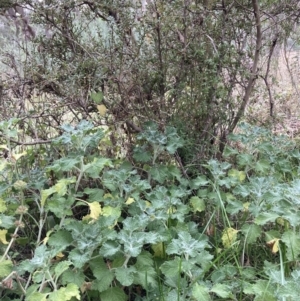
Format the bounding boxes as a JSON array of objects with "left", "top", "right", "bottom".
[{"left": 0, "top": 120, "right": 300, "bottom": 301}]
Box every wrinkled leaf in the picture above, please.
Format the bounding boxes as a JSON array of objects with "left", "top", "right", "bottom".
[
  {"left": 192, "top": 283, "right": 211, "bottom": 301},
  {"left": 222, "top": 227, "right": 238, "bottom": 249},
  {"left": 190, "top": 196, "right": 205, "bottom": 213}
]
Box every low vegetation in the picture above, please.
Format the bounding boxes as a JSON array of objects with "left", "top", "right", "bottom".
[
  {"left": 1, "top": 1, "right": 300, "bottom": 300},
  {"left": 1, "top": 119, "right": 300, "bottom": 301}
]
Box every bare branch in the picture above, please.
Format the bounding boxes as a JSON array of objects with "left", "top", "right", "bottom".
[{"left": 230, "top": 0, "right": 262, "bottom": 132}]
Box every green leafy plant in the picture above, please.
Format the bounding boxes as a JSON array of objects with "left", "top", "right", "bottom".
[{"left": 2, "top": 120, "right": 300, "bottom": 301}]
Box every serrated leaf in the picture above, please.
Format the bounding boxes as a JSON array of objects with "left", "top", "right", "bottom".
[
  {"left": 48, "top": 283, "right": 80, "bottom": 301},
  {"left": 87, "top": 202, "right": 101, "bottom": 220},
  {"left": 48, "top": 230, "right": 73, "bottom": 250},
  {"left": 29, "top": 245, "right": 51, "bottom": 270},
  {"left": 246, "top": 280, "right": 276, "bottom": 300},
  {"left": 160, "top": 257, "right": 182, "bottom": 278},
  {"left": 68, "top": 250, "right": 90, "bottom": 268},
  {"left": 166, "top": 231, "right": 208, "bottom": 257},
  {"left": 61, "top": 269, "right": 85, "bottom": 287},
  {"left": 282, "top": 230, "right": 300, "bottom": 261},
  {"left": 97, "top": 104, "right": 107, "bottom": 116},
  {"left": 84, "top": 188, "right": 104, "bottom": 201},
  {"left": 131, "top": 252, "right": 150, "bottom": 267},
  {"left": 90, "top": 257, "right": 114, "bottom": 292},
  {"left": 49, "top": 157, "right": 80, "bottom": 172},
  {"left": 134, "top": 253, "right": 157, "bottom": 288},
  {"left": 165, "top": 136, "right": 184, "bottom": 154},
  {"left": 167, "top": 165, "right": 182, "bottom": 180},
  {"left": 91, "top": 91, "right": 103, "bottom": 104},
  {"left": 46, "top": 196, "right": 74, "bottom": 218},
  {"left": 192, "top": 283, "right": 211, "bottom": 301},
  {"left": 0, "top": 260, "right": 13, "bottom": 278},
  {"left": 100, "top": 287, "right": 127, "bottom": 301},
  {"left": 190, "top": 176, "right": 209, "bottom": 189},
  {"left": 54, "top": 178, "right": 76, "bottom": 196},
  {"left": 0, "top": 229, "right": 8, "bottom": 244},
  {"left": 54, "top": 261, "right": 72, "bottom": 279},
  {"left": 151, "top": 242, "right": 165, "bottom": 258},
  {"left": 40, "top": 187, "right": 56, "bottom": 206},
  {"left": 0, "top": 214, "right": 15, "bottom": 228},
  {"left": 237, "top": 153, "right": 253, "bottom": 167},
  {"left": 195, "top": 250, "right": 214, "bottom": 270},
  {"left": 166, "top": 289, "right": 185, "bottom": 301},
  {"left": 241, "top": 224, "right": 261, "bottom": 244},
  {"left": 84, "top": 158, "right": 112, "bottom": 178},
  {"left": 265, "top": 230, "right": 280, "bottom": 242},
  {"left": 255, "top": 159, "right": 270, "bottom": 173},
  {"left": 100, "top": 241, "right": 121, "bottom": 257},
  {"left": 223, "top": 145, "right": 239, "bottom": 157},
  {"left": 255, "top": 212, "right": 279, "bottom": 225},
  {"left": 228, "top": 169, "right": 246, "bottom": 182},
  {"left": 26, "top": 292, "right": 48, "bottom": 301},
  {"left": 150, "top": 165, "right": 168, "bottom": 183},
  {"left": 190, "top": 196, "right": 205, "bottom": 213},
  {"left": 133, "top": 146, "right": 152, "bottom": 163},
  {"left": 115, "top": 266, "right": 136, "bottom": 286},
  {"left": 222, "top": 227, "right": 238, "bottom": 249},
  {"left": 210, "top": 283, "right": 232, "bottom": 298},
  {"left": 102, "top": 206, "right": 121, "bottom": 225},
  {"left": 125, "top": 197, "right": 135, "bottom": 205},
  {"left": 225, "top": 197, "right": 244, "bottom": 215}
]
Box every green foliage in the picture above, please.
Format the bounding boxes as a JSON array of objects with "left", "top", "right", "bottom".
[
  {"left": 2, "top": 120, "right": 300, "bottom": 300},
  {"left": 3, "top": 0, "right": 299, "bottom": 169}
]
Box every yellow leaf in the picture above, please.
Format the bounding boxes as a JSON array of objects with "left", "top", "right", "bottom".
[
  {"left": 145, "top": 201, "right": 151, "bottom": 208},
  {"left": 82, "top": 214, "right": 91, "bottom": 222},
  {"left": 276, "top": 217, "right": 288, "bottom": 227},
  {"left": 55, "top": 252, "right": 65, "bottom": 260},
  {"left": 222, "top": 227, "right": 239, "bottom": 249},
  {"left": 40, "top": 187, "right": 56, "bottom": 206},
  {"left": 243, "top": 202, "right": 250, "bottom": 211},
  {"left": 102, "top": 206, "right": 120, "bottom": 217},
  {"left": 167, "top": 206, "right": 176, "bottom": 214},
  {"left": 88, "top": 202, "right": 102, "bottom": 220},
  {"left": 0, "top": 229, "right": 8, "bottom": 244},
  {"left": 102, "top": 206, "right": 121, "bottom": 228},
  {"left": 228, "top": 169, "right": 246, "bottom": 182},
  {"left": 97, "top": 104, "right": 107, "bottom": 116},
  {"left": 103, "top": 193, "right": 113, "bottom": 200},
  {"left": 125, "top": 197, "right": 135, "bottom": 205},
  {"left": 238, "top": 171, "right": 246, "bottom": 182},
  {"left": 11, "top": 151, "right": 27, "bottom": 161},
  {"left": 267, "top": 238, "right": 280, "bottom": 254},
  {"left": 151, "top": 242, "right": 165, "bottom": 258},
  {"left": 43, "top": 230, "right": 53, "bottom": 245},
  {"left": 54, "top": 178, "right": 76, "bottom": 196},
  {"left": 0, "top": 145, "right": 9, "bottom": 151},
  {"left": 13, "top": 180, "right": 27, "bottom": 190}
]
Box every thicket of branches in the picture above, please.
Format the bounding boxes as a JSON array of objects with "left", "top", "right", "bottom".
[{"left": 0, "top": 0, "right": 300, "bottom": 166}]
